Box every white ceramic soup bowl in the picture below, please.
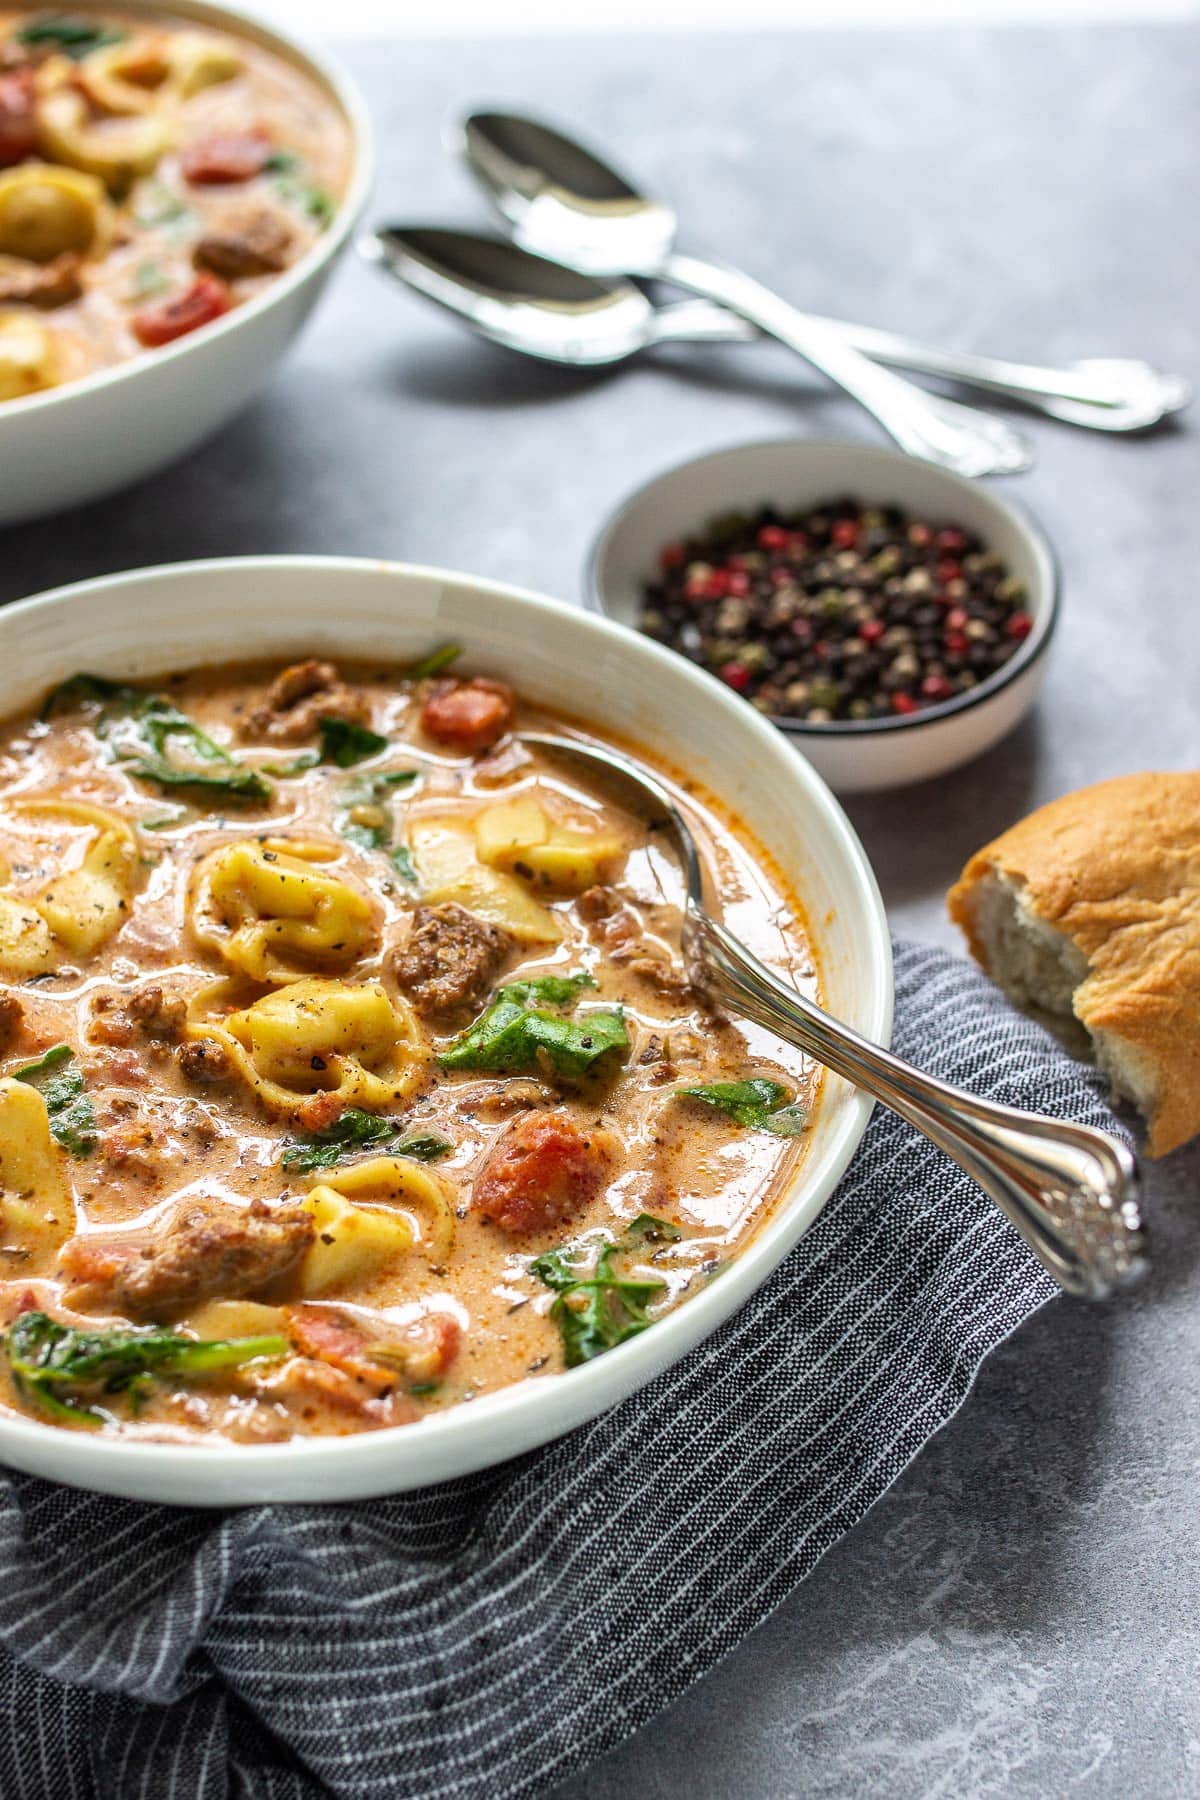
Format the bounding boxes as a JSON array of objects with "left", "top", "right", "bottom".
[
  {"left": 587, "top": 439, "right": 1059, "bottom": 795},
  {"left": 0, "top": 1, "right": 372, "bottom": 528},
  {"left": 0, "top": 557, "right": 891, "bottom": 1504}
]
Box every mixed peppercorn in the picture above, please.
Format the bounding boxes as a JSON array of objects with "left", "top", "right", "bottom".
[{"left": 637, "top": 498, "right": 1034, "bottom": 724}]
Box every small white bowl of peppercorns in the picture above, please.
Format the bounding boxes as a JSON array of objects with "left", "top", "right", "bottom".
[{"left": 586, "top": 439, "right": 1057, "bottom": 794}]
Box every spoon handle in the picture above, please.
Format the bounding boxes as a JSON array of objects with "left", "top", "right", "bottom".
[
  {"left": 689, "top": 911, "right": 1148, "bottom": 1301},
  {"left": 661, "top": 251, "right": 1032, "bottom": 477},
  {"left": 648, "top": 303, "right": 1189, "bottom": 430}
]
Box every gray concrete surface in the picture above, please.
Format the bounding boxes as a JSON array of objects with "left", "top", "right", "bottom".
[{"left": 0, "top": 21, "right": 1196, "bottom": 1798}]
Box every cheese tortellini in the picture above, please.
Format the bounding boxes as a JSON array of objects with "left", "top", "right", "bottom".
[
  {"left": 0, "top": 801, "right": 138, "bottom": 974},
  {"left": 164, "top": 29, "right": 244, "bottom": 98},
  {"left": 190, "top": 840, "right": 380, "bottom": 986},
  {"left": 0, "top": 162, "right": 110, "bottom": 263},
  {"left": 298, "top": 1157, "right": 456, "bottom": 1295},
  {"left": 187, "top": 977, "right": 426, "bottom": 1117},
  {"left": 410, "top": 816, "right": 562, "bottom": 944},
  {"left": 0, "top": 310, "right": 59, "bottom": 401},
  {"left": 82, "top": 29, "right": 242, "bottom": 112},
  {"left": 0, "top": 1079, "right": 74, "bottom": 1275},
  {"left": 473, "top": 796, "right": 625, "bottom": 895},
  {"left": 36, "top": 86, "right": 172, "bottom": 189}
]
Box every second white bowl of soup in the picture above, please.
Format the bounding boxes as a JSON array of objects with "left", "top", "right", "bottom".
[
  {"left": 0, "top": 557, "right": 891, "bottom": 1503},
  {"left": 0, "top": 2, "right": 371, "bottom": 525}
]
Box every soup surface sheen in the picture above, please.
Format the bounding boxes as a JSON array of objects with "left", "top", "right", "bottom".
[
  {"left": 0, "top": 7, "right": 350, "bottom": 401},
  {"left": 0, "top": 654, "right": 819, "bottom": 1443}
]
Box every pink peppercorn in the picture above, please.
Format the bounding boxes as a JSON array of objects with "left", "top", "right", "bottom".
[
  {"left": 944, "top": 630, "right": 969, "bottom": 655},
  {"left": 859, "top": 619, "right": 886, "bottom": 644},
  {"left": 891, "top": 692, "right": 920, "bottom": 715},
  {"left": 659, "top": 542, "right": 686, "bottom": 571},
  {"left": 831, "top": 519, "right": 859, "bottom": 550},
  {"left": 943, "top": 607, "right": 969, "bottom": 632},
  {"left": 935, "top": 559, "right": 963, "bottom": 585},
  {"left": 1006, "top": 612, "right": 1034, "bottom": 640},
  {"left": 726, "top": 570, "right": 752, "bottom": 597},
  {"left": 757, "top": 524, "right": 789, "bottom": 552},
  {"left": 921, "top": 673, "right": 956, "bottom": 702},
  {"left": 935, "top": 527, "right": 968, "bottom": 553},
  {"left": 719, "top": 661, "right": 751, "bottom": 690}
]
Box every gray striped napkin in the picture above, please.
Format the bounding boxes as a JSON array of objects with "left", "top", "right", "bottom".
[{"left": 0, "top": 941, "right": 1124, "bottom": 1800}]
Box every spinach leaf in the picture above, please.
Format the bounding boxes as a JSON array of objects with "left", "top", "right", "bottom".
[
  {"left": 405, "top": 643, "right": 462, "bottom": 681},
  {"left": 16, "top": 15, "right": 124, "bottom": 56},
  {"left": 128, "top": 759, "right": 272, "bottom": 802},
  {"left": 263, "top": 751, "right": 320, "bottom": 778},
  {"left": 503, "top": 974, "right": 596, "bottom": 1007},
  {"left": 622, "top": 1213, "right": 683, "bottom": 1245},
  {"left": 131, "top": 184, "right": 192, "bottom": 230},
  {"left": 335, "top": 768, "right": 419, "bottom": 883},
  {"left": 42, "top": 674, "right": 272, "bottom": 805},
  {"left": 437, "top": 973, "right": 627, "bottom": 1080},
  {"left": 128, "top": 261, "right": 169, "bottom": 301},
  {"left": 275, "top": 174, "right": 335, "bottom": 227},
  {"left": 40, "top": 672, "right": 130, "bottom": 717},
  {"left": 281, "top": 1110, "right": 453, "bottom": 1171},
  {"left": 393, "top": 1133, "right": 453, "bottom": 1163},
  {"left": 5, "top": 1312, "right": 288, "bottom": 1426},
  {"left": 13, "top": 1044, "right": 96, "bottom": 1158},
  {"left": 11, "top": 1043, "right": 72, "bottom": 1080},
  {"left": 680, "top": 1078, "right": 808, "bottom": 1137},
  {"left": 337, "top": 770, "right": 419, "bottom": 847},
  {"left": 318, "top": 717, "right": 389, "bottom": 768},
  {"left": 281, "top": 1108, "right": 399, "bottom": 1170},
  {"left": 531, "top": 1239, "right": 665, "bottom": 1368}
]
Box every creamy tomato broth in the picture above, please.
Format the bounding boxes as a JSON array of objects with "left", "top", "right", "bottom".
[
  {"left": 0, "top": 8, "right": 351, "bottom": 400},
  {"left": 0, "top": 652, "right": 820, "bottom": 1442}
]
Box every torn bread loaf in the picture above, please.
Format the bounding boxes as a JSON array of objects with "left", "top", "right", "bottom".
[{"left": 948, "top": 772, "right": 1200, "bottom": 1158}]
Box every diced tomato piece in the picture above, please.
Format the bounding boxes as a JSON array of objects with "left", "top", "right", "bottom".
[
  {"left": 473, "top": 1111, "right": 611, "bottom": 1235},
  {"left": 287, "top": 1304, "right": 462, "bottom": 1388},
  {"left": 419, "top": 678, "right": 514, "bottom": 755},
  {"left": 273, "top": 1356, "right": 420, "bottom": 1423},
  {"left": 0, "top": 68, "right": 37, "bottom": 168},
  {"left": 180, "top": 129, "right": 273, "bottom": 185},
  {"left": 132, "top": 273, "right": 231, "bottom": 348}
]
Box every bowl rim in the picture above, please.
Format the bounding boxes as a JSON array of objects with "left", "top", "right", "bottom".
[
  {"left": 0, "top": 0, "right": 374, "bottom": 423},
  {"left": 0, "top": 553, "right": 892, "bottom": 1500},
  {"left": 584, "top": 436, "right": 1061, "bottom": 737}
]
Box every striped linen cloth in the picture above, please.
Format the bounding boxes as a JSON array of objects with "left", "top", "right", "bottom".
[{"left": 0, "top": 940, "right": 1124, "bottom": 1800}]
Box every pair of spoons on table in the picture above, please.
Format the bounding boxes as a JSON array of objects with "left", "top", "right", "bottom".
[{"left": 361, "top": 110, "right": 1191, "bottom": 476}]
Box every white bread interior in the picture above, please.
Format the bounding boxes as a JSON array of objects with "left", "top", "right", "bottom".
[{"left": 967, "top": 868, "right": 1159, "bottom": 1126}]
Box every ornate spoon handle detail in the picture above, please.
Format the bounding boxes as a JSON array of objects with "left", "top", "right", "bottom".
[{"left": 689, "top": 911, "right": 1147, "bottom": 1301}]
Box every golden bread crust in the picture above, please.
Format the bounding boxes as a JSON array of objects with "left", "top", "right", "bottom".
[{"left": 947, "top": 773, "right": 1200, "bottom": 1157}]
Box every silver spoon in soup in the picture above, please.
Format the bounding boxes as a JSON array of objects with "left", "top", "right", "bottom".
[{"left": 523, "top": 732, "right": 1147, "bottom": 1303}]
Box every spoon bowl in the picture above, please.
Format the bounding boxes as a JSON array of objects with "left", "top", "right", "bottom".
[
  {"left": 458, "top": 112, "right": 679, "bottom": 277},
  {"left": 361, "top": 226, "right": 700, "bottom": 366}
]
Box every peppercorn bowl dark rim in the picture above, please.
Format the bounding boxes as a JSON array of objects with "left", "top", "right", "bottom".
[{"left": 583, "top": 437, "right": 1060, "bottom": 738}]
